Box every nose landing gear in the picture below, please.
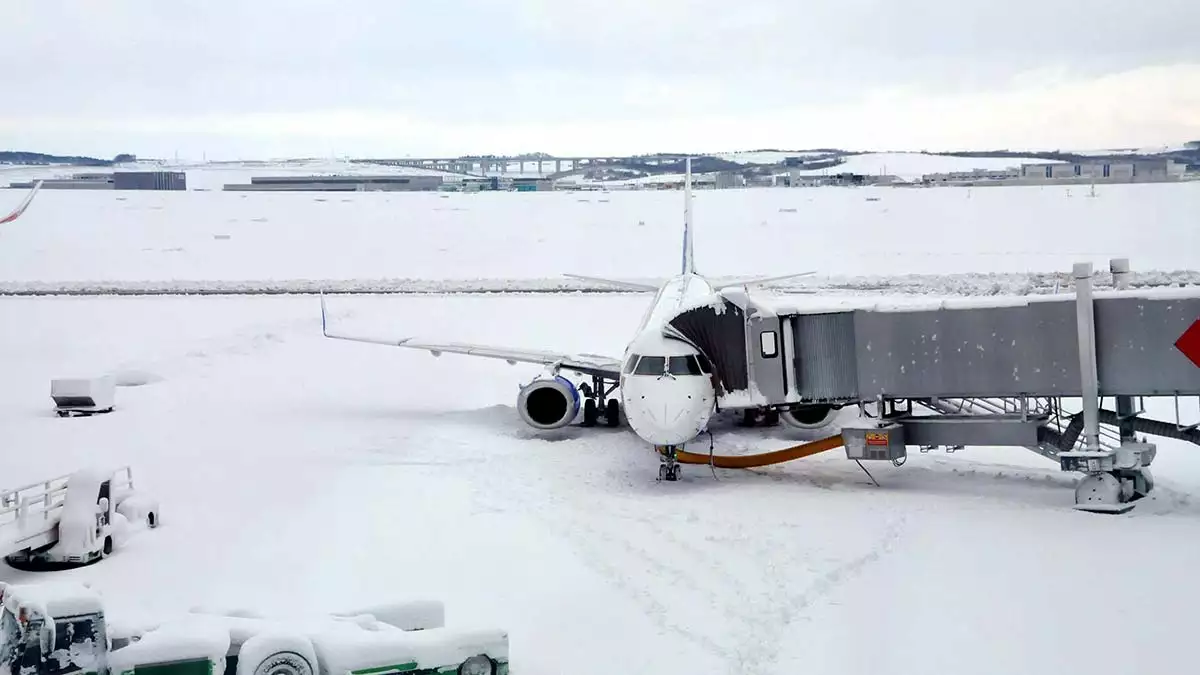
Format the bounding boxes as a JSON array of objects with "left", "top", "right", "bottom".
[{"left": 657, "top": 445, "right": 682, "bottom": 481}]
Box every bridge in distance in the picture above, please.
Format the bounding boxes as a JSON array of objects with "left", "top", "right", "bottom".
[{"left": 352, "top": 154, "right": 699, "bottom": 177}]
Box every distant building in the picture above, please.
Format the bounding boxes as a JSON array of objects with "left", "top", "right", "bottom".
[
  {"left": 222, "top": 175, "right": 444, "bottom": 192},
  {"left": 511, "top": 177, "right": 552, "bottom": 192},
  {"left": 1019, "top": 159, "right": 1184, "bottom": 183},
  {"left": 922, "top": 167, "right": 1022, "bottom": 184},
  {"left": 7, "top": 170, "right": 186, "bottom": 191},
  {"left": 714, "top": 171, "right": 745, "bottom": 189},
  {"left": 114, "top": 171, "right": 186, "bottom": 191}
]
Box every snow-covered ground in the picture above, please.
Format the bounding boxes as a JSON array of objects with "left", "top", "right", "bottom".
[
  {"left": 2, "top": 293, "right": 1200, "bottom": 675},
  {"left": 3, "top": 180, "right": 1198, "bottom": 288},
  {"left": 3, "top": 175, "right": 1200, "bottom": 674}
]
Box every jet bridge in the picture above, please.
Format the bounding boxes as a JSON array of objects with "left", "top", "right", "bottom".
[{"left": 666, "top": 259, "right": 1200, "bottom": 512}]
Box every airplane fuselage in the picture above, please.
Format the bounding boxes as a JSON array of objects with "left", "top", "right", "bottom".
[{"left": 618, "top": 273, "right": 717, "bottom": 447}]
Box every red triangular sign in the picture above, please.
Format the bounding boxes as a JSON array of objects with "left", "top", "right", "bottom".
[{"left": 1177, "top": 319, "right": 1200, "bottom": 369}]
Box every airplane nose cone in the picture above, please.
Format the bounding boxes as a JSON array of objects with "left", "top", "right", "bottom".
[{"left": 626, "top": 396, "right": 711, "bottom": 446}]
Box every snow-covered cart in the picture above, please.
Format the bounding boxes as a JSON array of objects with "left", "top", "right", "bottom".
[
  {"left": 0, "top": 582, "right": 510, "bottom": 675},
  {"left": 1, "top": 467, "right": 160, "bottom": 570}
]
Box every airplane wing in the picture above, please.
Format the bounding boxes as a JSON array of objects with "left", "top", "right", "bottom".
[
  {"left": 712, "top": 270, "right": 817, "bottom": 290},
  {"left": 319, "top": 293, "right": 624, "bottom": 379},
  {"left": 0, "top": 181, "right": 43, "bottom": 225}
]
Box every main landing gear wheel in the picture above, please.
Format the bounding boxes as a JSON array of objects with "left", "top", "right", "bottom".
[
  {"left": 582, "top": 398, "right": 599, "bottom": 427},
  {"left": 605, "top": 399, "right": 620, "bottom": 428}
]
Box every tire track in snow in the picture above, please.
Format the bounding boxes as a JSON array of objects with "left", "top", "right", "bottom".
[
  {"left": 463, "top": 427, "right": 909, "bottom": 673},
  {"left": 344, "top": 414, "right": 911, "bottom": 673},
  {"left": 730, "top": 514, "right": 906, "bottom": 674}
]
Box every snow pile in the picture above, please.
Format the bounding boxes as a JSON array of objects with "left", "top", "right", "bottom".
[
  {"left": 45, "top": 468, "right": 109, "bottom": 560},
  {"left": 0, "top": 581, "right": 103, "bottom": 620},
  {"left": 330, "top": 601, "right": 445, "bottom": 631},
  {"left": 3, "top": 269, "right": 1197, "bottom": 297},
  {"left": 314, "top": 627, "right": 508, "bottom": 675},
  {"left": 108, "top": 618, "right": 230, "bottom": 672}
]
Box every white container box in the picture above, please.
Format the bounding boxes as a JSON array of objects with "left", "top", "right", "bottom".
[{"left": 51, "top": 376, "right": 116, "bottom": 415}]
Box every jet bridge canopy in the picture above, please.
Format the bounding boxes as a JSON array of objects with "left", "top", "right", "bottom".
[{"left": 667, "top": 287, "right": 1200, "bottom": 408}]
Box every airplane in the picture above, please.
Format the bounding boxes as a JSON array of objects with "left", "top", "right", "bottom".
[
  {"left": 319, "top": 159, "right": 838, "bottom": 481},
  {"left": 1, "top": 180, "right": 43, "bottom": 225}
]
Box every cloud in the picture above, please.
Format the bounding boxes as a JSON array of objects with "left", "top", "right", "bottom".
[{"left": 0, "top": 0, "right": 1197, "bottom": 157}]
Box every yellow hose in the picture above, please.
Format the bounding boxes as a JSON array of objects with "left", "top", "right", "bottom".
[{"left": 675, "top": 434, "right": 845, "bottom": 469}]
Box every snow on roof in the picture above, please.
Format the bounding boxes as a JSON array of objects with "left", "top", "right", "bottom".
[
  {"left": 313, "top": 627, "right": 508, "bottom": 673},
  {"left": 764, "top": 285, "right": 1200, "bottom": 315},
  {"left": 108, "top": 617, "right": 231, "bottom": 672},
  {"left": 0, "top": 581, "right": 103, "bottom": 619}
]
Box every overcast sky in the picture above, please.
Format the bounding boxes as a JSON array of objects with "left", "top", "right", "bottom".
[{"left": 2, "top": 0, "right": 1198, "bottom": 159}]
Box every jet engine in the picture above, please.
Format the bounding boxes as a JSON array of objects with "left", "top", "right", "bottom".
[
  {"left": 517, "top": 376, "right": 581, "bottom": 430},
  {"left": 779, "top": 404, "right": 839, "bottom": 430}
]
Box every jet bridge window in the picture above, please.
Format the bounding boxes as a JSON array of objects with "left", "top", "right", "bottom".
[{"left": 760, "top": 330, "right": 778, "bottom": 358}]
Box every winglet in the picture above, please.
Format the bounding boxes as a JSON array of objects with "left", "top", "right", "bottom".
[
  {"left": 0, "top": 180, "right": 43, "bottom": 225},
  {"left": 320, "top": 291, "right": 329, "bottom": 336}
]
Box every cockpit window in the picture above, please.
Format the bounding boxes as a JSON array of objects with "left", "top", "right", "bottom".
[
  {"left": 623, "top": 354, "right": 639, "bottom": 374},
  {"left": 668, "top": 355, "right": 704, "bottom": 376},
  {"left": 633, "top": 356, "right": 666, "bottom": 375}
]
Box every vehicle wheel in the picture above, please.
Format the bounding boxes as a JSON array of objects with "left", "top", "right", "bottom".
[
  {"left": 738, "top": 410, "right": 756, "bottom": 427},
  {"left": 605, "top": 399, "right": 620, "bottom": 427},
  {"left": 147, "top": 511, "right": 158, "bottom": 529},
  {"left": 103, "top": 536, "right": 113, "bottom": 556},
  {"left": 237, "top": 635, "right": 317, "bottom": 675},
  {"left": 763, "top": 409, "right": 780, "bottom": 426},
  {"left": 582, "top": 399, "right": 599, "bottom": 427}
]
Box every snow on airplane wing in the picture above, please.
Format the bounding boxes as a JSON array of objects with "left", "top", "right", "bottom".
[{"left": 319, "top": 293, "right": 623, "bottom": 379}]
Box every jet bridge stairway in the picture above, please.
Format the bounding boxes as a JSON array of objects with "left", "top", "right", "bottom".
[{"left": 666, "top": 260, "right": 1200, "bottom": 512}]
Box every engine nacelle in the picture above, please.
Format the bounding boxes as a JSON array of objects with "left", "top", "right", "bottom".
[
  {"left": 517, "top": 376, "right": 581, "bottom": 430},
  {"left": 779, "top": 404, "right": 839, "bottom": 430}
]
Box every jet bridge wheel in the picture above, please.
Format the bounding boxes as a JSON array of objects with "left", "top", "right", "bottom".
[{"left": 1074, "top": 468, "right": 1154, "bottom": 513}]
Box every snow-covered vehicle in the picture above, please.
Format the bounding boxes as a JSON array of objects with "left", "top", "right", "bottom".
[
  {"left": 0, "top": 582, "right": 510, "bottom": 675},
  {"left": 1, "top": 467, "right": 160, "bottom": 570}
]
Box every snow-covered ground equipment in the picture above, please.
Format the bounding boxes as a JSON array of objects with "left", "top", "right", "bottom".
[
  {"left": 0, "top": 582, "right": 510, "bottom": 675},
  {"left": 51, "top": 376, "right": 116, "bottom": 417},
  {"left": 1, "top": 467, "right": 159, "bottom": 570}
]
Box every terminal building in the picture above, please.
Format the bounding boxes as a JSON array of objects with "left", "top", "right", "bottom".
[
  {"left": 7, "top": 171, "right": 186, "bottom": 191},
  {"left": 921, "top": 159, "right": 1187, "bottom": 187},
  {"left": 222, "top": 175, "right": 444, "bottom": 192}
]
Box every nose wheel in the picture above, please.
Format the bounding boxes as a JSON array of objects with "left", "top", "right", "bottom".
[{"left": 657, "top": 445, "right": 681, "bottom": 482}]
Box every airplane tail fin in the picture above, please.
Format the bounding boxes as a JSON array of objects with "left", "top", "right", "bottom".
[{"left": 681, "top": 157, "right": 696, "bottom": 275}]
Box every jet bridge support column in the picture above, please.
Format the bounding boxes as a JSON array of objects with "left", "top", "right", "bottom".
[
  {"left": 1059, "top": 260, "right": 1157, "bottom": 512},
  {"left": 1075, "top": 262, "right": 1102, "bottom": 452},
  {"left": 1111, "top": 258, "right": 1138, "bottom": 445}
]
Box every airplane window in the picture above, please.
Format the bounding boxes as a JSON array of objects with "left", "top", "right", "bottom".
[
  {"left": 633, "top": 355, "right": 666, "bottom": 375},
  {"left": 624, "top": 354, "right": 640, "bottom": 374},
  {"left": 694, "top": 352, "right": 712, "bottom": 374},
  {"left": 760, "top": 330, "right": 778, "bottom": 358},
  {"left": 668, "top": 355, "right": 704, "bottom": 376}
]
